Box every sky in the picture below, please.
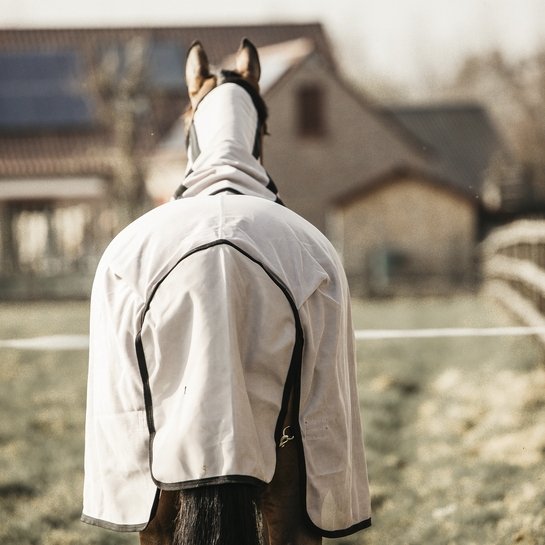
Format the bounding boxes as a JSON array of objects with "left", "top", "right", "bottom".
[{"left": 1, "top": 0, "right": 544, "bottom": 91}]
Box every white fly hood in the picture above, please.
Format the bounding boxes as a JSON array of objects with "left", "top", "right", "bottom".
[{"left": 180, "top": 83, "right": 277, "bottom": 201}]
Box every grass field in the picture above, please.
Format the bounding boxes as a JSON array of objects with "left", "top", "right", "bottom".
[
  {"left": 0, "top": 302, "right": 135, "bottom": 545},
  {"left": 1, "top": 296, "right": 544, "bottom": 544}
]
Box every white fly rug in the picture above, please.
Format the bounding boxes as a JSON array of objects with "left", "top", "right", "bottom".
[{"left": 81, "top": 83, "right": 371, "bottom": 537}]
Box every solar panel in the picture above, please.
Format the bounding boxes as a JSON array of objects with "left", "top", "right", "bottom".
[
  {"left": 0, "top": 94, "right": 94, "bottom": 130},
  {"left": 0, "top": 42, "right": 184, "bottom": 131},
  {"left": 0, "top": 51, "right": 81, "bottom": 87},
  {"left": 0, "top": 50, "right": 95, "bottom": 130}
]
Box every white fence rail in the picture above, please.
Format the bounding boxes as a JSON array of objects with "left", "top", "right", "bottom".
[{"left": 5, "top": 326, "right": 545, "bottom": 351}]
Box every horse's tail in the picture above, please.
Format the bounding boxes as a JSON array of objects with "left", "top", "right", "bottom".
[{"left": 173, "top": 483, "right": 263, "bottom": 545}]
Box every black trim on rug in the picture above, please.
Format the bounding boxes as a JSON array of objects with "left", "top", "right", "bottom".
[
  {"left": 134, "top": 239, "right": 303, "bottom": 492},
  {"left": 156, "top": 474, "right": 266, "bottom": 491}
]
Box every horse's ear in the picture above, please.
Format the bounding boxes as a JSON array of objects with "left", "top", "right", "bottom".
[
  {"left": 186, "top": 41, "right": 211, "bottom": 98},
  {"left": 235, "top": 38, "right": 261, "bottom": 85}
]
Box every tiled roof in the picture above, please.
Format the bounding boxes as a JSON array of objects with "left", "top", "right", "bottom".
[
  {"left": 0, "top": 132, "right": 113, "bottom": 177},
  {"left": 387, "top": 104, "right": 503, "bottom": 198},
  {"left": 0, "top": 24, "right": 332, "bottom": 65}
]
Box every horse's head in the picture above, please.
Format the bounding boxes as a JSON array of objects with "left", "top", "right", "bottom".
[
  {"left": 185, "top": 38, "right": 262, "bottom": 108},
  {"left": 183, "top": 39, "right": 268, "bottom": 167},
  {"left": 174, "top": 39, "right": 281, "bottom": 202}
]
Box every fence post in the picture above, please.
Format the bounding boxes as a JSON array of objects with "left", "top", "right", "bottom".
[{"left": 482, "top": 220, "right": 545, "bottom": 349}]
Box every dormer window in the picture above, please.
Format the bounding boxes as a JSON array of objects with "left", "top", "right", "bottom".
[{"left": 297, "top": 85, "right": 326, "bottom": 138}]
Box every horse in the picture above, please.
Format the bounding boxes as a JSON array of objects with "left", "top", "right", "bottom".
[{"left": 81, "top": 38, "right": 371, "bottom": 545}]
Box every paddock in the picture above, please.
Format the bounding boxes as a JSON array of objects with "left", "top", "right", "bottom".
[{"left": 1, "top": 294, "right": 544, "bottom": 545}]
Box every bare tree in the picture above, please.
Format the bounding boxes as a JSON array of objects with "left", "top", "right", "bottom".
[{"left": 93, "top": 36, "right": 152, "bottom": 230}]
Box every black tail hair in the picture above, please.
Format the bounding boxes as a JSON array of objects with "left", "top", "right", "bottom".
[{"left": 173, "top": 483, "right": 263, "bottom": 545}]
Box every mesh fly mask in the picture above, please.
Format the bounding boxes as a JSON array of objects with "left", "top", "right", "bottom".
[{"left": 173, "top": 77, "right": 282, "bottom": 203}]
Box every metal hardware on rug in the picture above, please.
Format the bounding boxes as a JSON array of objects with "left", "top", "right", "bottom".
[{"left": 279, "top": 426, "right": 294, "bottom": 448}]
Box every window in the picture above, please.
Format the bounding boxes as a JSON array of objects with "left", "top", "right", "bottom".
[{"left": 297, "top": 85, "right": 326, "bottom": 137}]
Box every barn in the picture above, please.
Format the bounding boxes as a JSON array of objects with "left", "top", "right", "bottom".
[{"left": 326, "top": 105, "right": 508, "bottom": 295}]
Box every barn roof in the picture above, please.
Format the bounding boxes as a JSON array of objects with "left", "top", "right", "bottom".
[{"left": 386, "top": 104, "right": 504, "bottom": 199}]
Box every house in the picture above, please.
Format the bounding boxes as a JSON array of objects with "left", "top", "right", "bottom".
[
  {"left": 0, "top": 25, "right": 516, "bottom": 298},
  {"left": 0, "top": 24, "right": 332, "bottom": 298}
]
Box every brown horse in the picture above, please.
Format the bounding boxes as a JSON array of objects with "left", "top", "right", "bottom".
[
  {"left": 140, "top": 39, "right": 322, "bottom": 545},
  {"left": 82, "top": 38, "right": 371, "bottom": 545}
]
